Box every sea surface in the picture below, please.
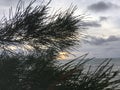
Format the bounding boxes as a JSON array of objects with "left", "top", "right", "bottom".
[
  {"left": 85, "top": 58, "right": 120, "bottom": 69},
  {"left": 60, "top": 58, "right": 120, "bottom": 72},
  {"left": 60, "top": 58, "right": 120, "bottom": 88}
]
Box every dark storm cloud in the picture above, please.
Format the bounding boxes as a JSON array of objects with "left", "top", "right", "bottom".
[
  {"left": 81, "top": 21, "right": 101, "bottom": 27},
  {"left": 84, "top": 35, "right": 120, "bottom": 45},
  {"left": 87, "top": 1, "right": 119, "bottom": 12}
]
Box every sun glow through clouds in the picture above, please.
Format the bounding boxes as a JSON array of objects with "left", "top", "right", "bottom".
[{"left": 57, "top": 52, "right": 69, "bottom": 60}]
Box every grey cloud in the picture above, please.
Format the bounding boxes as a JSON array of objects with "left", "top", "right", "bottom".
[
  {"left": 0, "top": 0, "right": 18, "bottom": 6},
  {"left": 87, "top": 1, "right": 119, "bottom": 12},
  {"left": 81, "top": 21, "right": 101, "bottom": 27},
  {"left": 99, "top": 16, "right": 108, "bottom": 21},
  {"left": 0, "top": 0, "right": 39, "bottom": 7},
  {"left": 84, "top": 35, "right": 120, "bottom": 45},
  {"left": 80, "top": 36, "right": 120, "bottom": 58},
  {"left": 0, "top": 0, "right": 47, "bottom": 6}
]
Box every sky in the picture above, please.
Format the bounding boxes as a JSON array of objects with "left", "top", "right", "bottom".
[{"left": 0, "top": 0, "right": 120, "bottom": 58}]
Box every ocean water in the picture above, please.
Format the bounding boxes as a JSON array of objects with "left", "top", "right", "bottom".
[
  {"left": 86, "top": 58, "right": 120, "bottom": 71},
  {"left": 86, "top": 58, "right": 120, "bottom": 89},
  {"left": 59, "top": 58, "right": 120, "bottom": 71},
  {"left": 60, "top": 58, "right": 120, "bottom": 89},
  {"left": 60, "top": 58, "right": 120, "bottom": 90}
]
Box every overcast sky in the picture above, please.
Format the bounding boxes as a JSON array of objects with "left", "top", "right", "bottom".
[{"left": 0, "top": 0, "right": 120, "bottom": 58}]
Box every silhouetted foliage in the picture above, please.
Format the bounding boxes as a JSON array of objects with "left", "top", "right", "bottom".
[
  {"left": 0, "top": 0, "right": 120, "bottom": 90},
  {"left": 0, "top": 55, "right": 120, "bottom": 90},
  {"left": 0, "top": 0, "right": 81, "bottom": 54},
  {"left": 0, "top": 56, "right": 20, "bottom": 90}
]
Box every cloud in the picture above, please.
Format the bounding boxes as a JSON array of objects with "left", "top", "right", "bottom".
[
  {"left": 0, "top": 0, "right": 18, "bottom": 6},
  {"left": 84, "top": 35, "right": 120, "bottom": 45},
  {"left": 87, "top": 1, "right": 119, "bottom": 12},
  {"left": 99, "top": 16, "right": 108, "bottom": 21},
  {"left": 81, "top": 21, "right": 101, "bottom": 27},
  {"left": 0, "top": 0, "right": 45, "bottom": 7},
  {"left": 80, "top": 35, "right": 120, "bottom": 58}
]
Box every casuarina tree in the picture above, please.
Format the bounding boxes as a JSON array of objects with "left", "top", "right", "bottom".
[{"left": 0, "top": 0, "right": 120, "bottom": 90}]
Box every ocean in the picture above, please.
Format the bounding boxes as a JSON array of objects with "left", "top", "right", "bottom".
[
  {"left": 59, "top": 58, "right": 120, "bottom": 72},
  {"left": 86, "top": 58, "right": 120, "bottom": 70},
  {"left": 60, "top": 58, "right": 120, "bottom": 89},
  {"left": 60, "top": 58, "right": 120, "bottom": 74}
]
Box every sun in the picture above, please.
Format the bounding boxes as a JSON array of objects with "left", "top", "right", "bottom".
[{"left": 57, "top": 52, "right": 69, "bottom": 60}]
